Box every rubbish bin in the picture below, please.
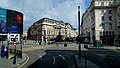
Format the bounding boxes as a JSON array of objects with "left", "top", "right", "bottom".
[
  {"left": 95, "top": 41, "right": 102, "bottom": 47},
  {"left": 39, "top": 42, "right": 41, "bottom": 45},
  {"left": 84, "top": 45, "right": 88, "bottom": 48}
]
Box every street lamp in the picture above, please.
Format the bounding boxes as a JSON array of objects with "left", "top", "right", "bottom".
[{"left": 78, "top": 6, "right": 81, "bottom": 59}]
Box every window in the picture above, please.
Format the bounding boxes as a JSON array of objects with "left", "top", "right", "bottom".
[
  {"left": 109, "top": 2, "right": 112, "bottom": 5},
  {"left": 109, "top": 23, "right": 112, "bottom": 29},
  {"left": 102, "top": 16, "right": 104, "bottom": 20},
  {"left": 106, "top": 31, "right": 108, "bottom": 35},
  {"left": 100, "top": 31, "right": 102, "bottom": 36},
  {"left": 109, "top": 31, "right": 111, "bottom": 35},
  {"left": 119, "top": 22, "right": 120, "bottom": 25},
  {"left": 103, "top": 31, "right": 105, "bottom": 35},
  {"left": 118, "top": 31, "right": 120, "bottom": 35},
  {"left": 112, "top": 31, "right": 114, "bottom": 35},
  {"left": 119, "top": 16, "right": 120, "bottom": 20},
  {"left": 102, "top": 24, "right": 105, "bottom": 29},
  {"left": 109, "top": 16, "right": 112, "bottom": 20},
  {"left": 101, "top": 10, "right": 104, "bottom": 14},
  {"left": 101, "top": 2, "right": 104, "bottom": 6},
  {"left": 108, "top": 10, "right": 112, "bottom": 14}
]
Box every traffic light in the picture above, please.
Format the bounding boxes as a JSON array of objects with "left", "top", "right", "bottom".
[{"left": 17, "top": 15, "right": 22, "bottom": 23}]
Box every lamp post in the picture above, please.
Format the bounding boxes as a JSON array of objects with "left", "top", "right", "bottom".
[{"left": 78, "top": 6, "right": 81, "bottom": 59}]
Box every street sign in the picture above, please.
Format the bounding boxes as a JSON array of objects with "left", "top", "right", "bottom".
[{"left": 13, "top": 42, "right": 17, "bottom": 46}]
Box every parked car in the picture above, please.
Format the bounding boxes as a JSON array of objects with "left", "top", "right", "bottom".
[
  {"left": 47, "top": 38, "right": 56, "bottom": 44},
  {"left": 65, "top": 37, "right": 75, "bottom": 42}
]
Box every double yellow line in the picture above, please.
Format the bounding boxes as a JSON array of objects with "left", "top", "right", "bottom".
[{"left": 17, "top": 54, "right": 29, "bottom": 68}]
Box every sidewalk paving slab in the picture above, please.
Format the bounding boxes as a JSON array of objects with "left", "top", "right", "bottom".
[
  {"left": 74, "top": 55, "right": 99, "bottom": 68},
  {"left": 0, "top": 52, "right": 28, "bottom": 68}
]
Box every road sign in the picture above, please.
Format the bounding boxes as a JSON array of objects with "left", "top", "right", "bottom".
[{"left": 13, "top": 42, "right": 17, "bottom": 46}]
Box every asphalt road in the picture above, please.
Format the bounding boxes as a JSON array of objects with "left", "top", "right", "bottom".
[
  {"left": 82, "top": 47, "right": 120, "bottom": 68},
  {"left": 28, "top": 50, "right": 78, "bottom": 68},
  {"left": 20, "top": 40, "right": 120, "bottom": 68}
]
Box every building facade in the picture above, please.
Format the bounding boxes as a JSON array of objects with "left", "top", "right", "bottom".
[
  {"left": 81, "top": 0, "right": 120, "bottom": 45},
  {"left": 27, "top": 18, "right": 77, "bottom": 42}
]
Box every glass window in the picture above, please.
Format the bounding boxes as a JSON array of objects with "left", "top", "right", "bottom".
[
  {"left": 101, "top": 10, "right": 104, "bottom": 14},
  {"left": 101, "top": 2, "right": 104, "bottom": 6},
  {"left": 102, "top": 16, "right": 104, "bottom": 20},
  {"left": 103, "top": 31, "right": 105, "bottom": 35},
  {"left": 106, "top": 31, "right": 108, "bottom": 35},
  {"left": 109, "top": 16, "right": 112, "bottom": 20},
  {"left": 119, "top": 16, "right": 120, "bottom": 20},
  {"left": 108, "top": 10, "right": 112, "bottom": 14},
  {"left": 109, "top": 23, "right": 112, "bottom": 29},
  {"left": 100, "top": 31, "right": 102, "bottom": 36},
  {"left": 118, "top": 31, "right": 120, "bottom": 35},
  {"left": 109, "top": 2, "right": 112, "bottom": 5},
  {"left": 112, "top": 31, "right": 114, "bottom": 35},
  {"left": 119, "top": 22, "right": 120, "bottom": 25},
  {"left": 102, "top": 24, "right": 105, "bottom": 29},
  {"left": 109, "top": 31, "right": 111, "bottom": 35}
]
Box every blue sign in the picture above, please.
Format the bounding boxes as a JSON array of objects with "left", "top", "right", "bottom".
[{"left": 0, "top": 8, "right": 7, "bottom": 21}]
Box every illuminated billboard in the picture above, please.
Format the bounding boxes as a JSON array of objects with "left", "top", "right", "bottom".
[
  {"left": 0, "top": 8, "right": 7, "bottom": 33},
  {"left": 7, "top": 10, "right": 23, "bottom": 34},
  {"left": 0, "top": 8, "right": 23, "bottom": 34}
]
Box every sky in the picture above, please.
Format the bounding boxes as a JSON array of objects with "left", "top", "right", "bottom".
[{"left": 0, "top": 0, "right": 92, "bottom": 31}]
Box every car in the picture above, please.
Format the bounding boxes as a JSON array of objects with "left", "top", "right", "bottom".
[
  {"left": 47, "top": 38, "right": 56, "bottom": 44},
  {"left": 65, "top": 37, "right": 75, "bottom": 42}
]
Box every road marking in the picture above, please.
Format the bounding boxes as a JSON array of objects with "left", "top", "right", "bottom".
[
  {"left": 59, "top": 55, "right": 65, "bottom": 60},
  {"left": 18, "top": 54, "right": 29, "bottom": 68},
  {"left": 39, "top": 56, "right": 42, "bottom": 60},
  {"left": 53, "top": 57, "right": 56, "bottom": 64}
]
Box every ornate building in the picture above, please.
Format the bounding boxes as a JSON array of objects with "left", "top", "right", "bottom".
[
  {"left": 81, "top": 0, "right": 120, "bottom": 45},
  {"left": 27, "top": 18, "right": 77, "bottom": 42}
]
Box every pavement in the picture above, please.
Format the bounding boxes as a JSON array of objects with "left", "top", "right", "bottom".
[{"left": 0, "top": 52, "right": 28, "bottom": 68}]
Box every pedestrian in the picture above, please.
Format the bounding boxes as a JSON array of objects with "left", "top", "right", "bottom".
[
  {"left": 76, "top": 35, "right": 81, "bottom": 44},
  {"left": 118, "top": 38, "right": 120, "bottom": 47},
  {"left": 43, "top": 36, "right": 46, "bottom": 45}
]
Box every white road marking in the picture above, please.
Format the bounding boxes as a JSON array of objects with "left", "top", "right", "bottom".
[
  {"left": 59, "top": 55, "right": 65, "bottom": 60},
  {"left": 53, "top": 57, "right": 56, "bottom": 64},
  {"left": 39, "top": 56, "right": 42, "bottom": 60}
]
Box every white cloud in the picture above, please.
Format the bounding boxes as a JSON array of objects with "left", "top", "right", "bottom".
[{"left": 0, "top": 0, "right": 91, "bottom": 31}]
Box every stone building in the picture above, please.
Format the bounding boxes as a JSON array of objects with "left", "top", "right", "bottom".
[
  {"left": 27, "top": 18, "right": 77, "bottom": 42},
  {"left": 81, "top": 0, "right": 120, "bottom": 45}
]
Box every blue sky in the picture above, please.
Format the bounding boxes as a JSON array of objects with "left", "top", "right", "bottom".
[{"left": 0, "top": 0, "right": 92, "bottom": 31}]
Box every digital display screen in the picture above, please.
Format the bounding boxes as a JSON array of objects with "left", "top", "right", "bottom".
[
  {"left": 7, "top": 10, "right": 23, "bottom": 34},
  {"left": 0, "top": 8, "right": 7, "bottom": 33},
  {"left": 0, "top": 8, "right": 23, "bottom": 34}
]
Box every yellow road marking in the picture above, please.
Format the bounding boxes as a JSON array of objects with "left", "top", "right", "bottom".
[{"left": 18, "top": 54, "right": 29, "bottom": 68}]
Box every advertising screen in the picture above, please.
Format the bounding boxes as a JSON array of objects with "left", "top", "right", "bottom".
[
  {"left": 0, "top": 8, "right": 23, "bottom": 34},
  {"left": 0, "top": 8, "right": 7, "bottom": 33},
  {"left": 7, "top": 10, "right": 23, "bottom": 34}
]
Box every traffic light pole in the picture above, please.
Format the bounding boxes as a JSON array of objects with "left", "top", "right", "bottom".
[
  {"left": 78, "top": 6, "right": 81, "bottom": 59},
  {"left": 13, "top": 45, "right": 16, "bottom": 64}
]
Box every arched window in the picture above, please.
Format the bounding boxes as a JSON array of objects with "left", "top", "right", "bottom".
[
  {"left": 101, "top": 2, "right": 104, "bottom": 6},
  {"left": 109, "top": 2, "right": 112, "bottom": 5}
]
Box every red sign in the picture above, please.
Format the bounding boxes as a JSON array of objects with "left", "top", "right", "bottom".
[{"left": 13, "top": 42, "right": 17, "bottom": 46}]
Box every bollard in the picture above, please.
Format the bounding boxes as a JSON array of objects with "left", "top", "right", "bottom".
[
  {"left": 13, "top": 54, "right": 16, "bottom": 64},
  {"left": 84, "top": 45, "right": 88, "bottom": 49},
  {"left": 85, "top": 55, "right": 87, "bottom": 68},
  {"left": 64, "top": 44, "right": 67, "bottom": 47},
  {"left": 39, "top": 42, "right": 41, "bottom": 45}
]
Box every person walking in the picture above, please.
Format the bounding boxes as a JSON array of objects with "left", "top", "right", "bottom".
[{"left": 76, "top": 35, "right": 81, "bottom": 44}]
